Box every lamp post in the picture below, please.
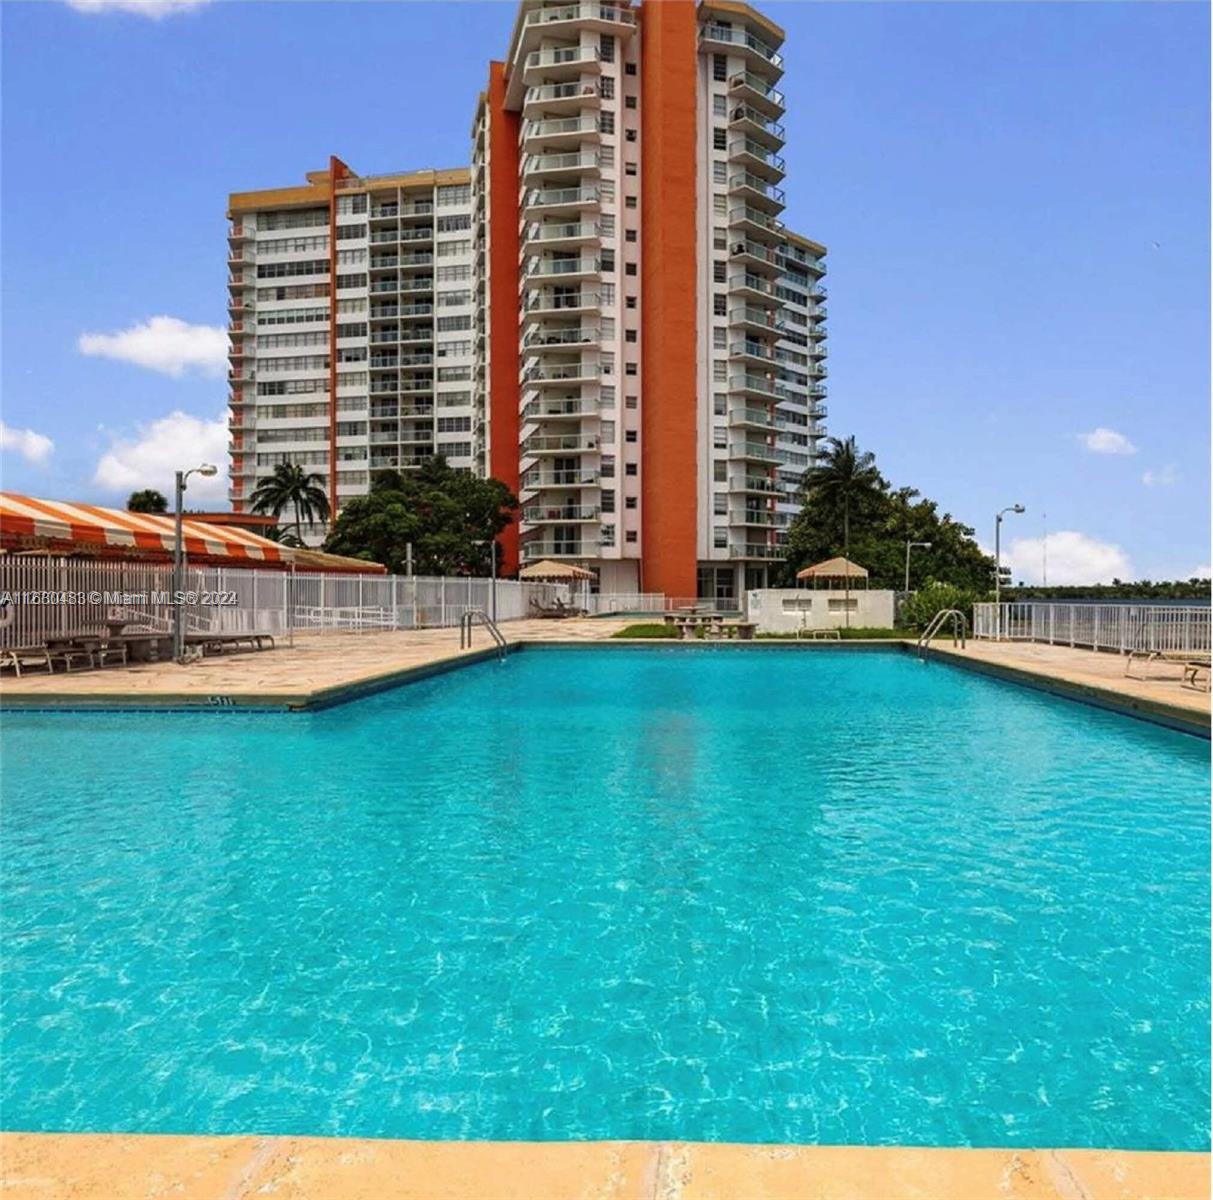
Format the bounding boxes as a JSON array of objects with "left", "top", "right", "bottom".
[
  {"left": 904, "top": 540, "right": 932, "bottom": 593},
  {"left": 173, "top": 463, "right": 218, "bottom": 663},
  {"left": 994, "top": 503, "right": 1026, "bottom": 638}
]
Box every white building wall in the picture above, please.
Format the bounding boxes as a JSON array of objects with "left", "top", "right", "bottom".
[{"left": 746, "top": 588, "right": 896, "bottom": 633}]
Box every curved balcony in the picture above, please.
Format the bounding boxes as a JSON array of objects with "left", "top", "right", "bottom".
[
  {"left": 729, "top": 341, "right": 780, "bottom": 370},
  {"left": 700, "top": 23, "right": 783, "bottom": 75},
  {"left": 522, "top": 150, "right": 602, "bottom": 182},
  {"left": 520, "top": 467, "right": 601, "bottom": 493},
  {"left": 521, "top": 432, "right": 600, "bottom": 456},
  {"left": 524, "top": 290, "right": 602, "bottom": 317},
  {"left": 522, "top": 397, "right": 601, "bottom": 421},
  {"left": 728, "top": 542, "right": 786, "bottom": 562},
  {"left": 728, "top": 239, "right": 782, "bottom": 276},
  {"left": 729, "top": 139, "right": 785, "bottom": 182},
  {"left": 728, "top": 205, "right": 785, "bottom": 243},
  {"left": 728, "top": 272, "right": 777, "bottom": 303},
  {"left": 730, "top": 306, "right": 785, "bottom": 336},
  {"left": 525, "top": 255, "right": 602, "bottom": 283},
  {"left": 728, "top": 173, "right": 785, "bottom": 213},
  {"left": 520, "top": 536, "right": 601, "bottom": 562},
  {"left": 522, "top": 3, "right": 635, "bottom": 45},
  {"left": 522, "top": 115, "right": 601, "bottom": 152},
  {"left": 522, "top": 504, "right": 601, "bottom": 524},
  {"left": 525, "top": 221, "right": 603, "bottom": 249},
  {"left": 727, "top": 105, "right": 784, "bottom": 150},
  {"left": 522, "top": 81, "right": 602, "bottom": 116},
  {"left": 728, "top": 72, "right": 785, "bottom": 119},
  {"left": 728, "top": 406, "right": 779, "bottom": 433},
  {"left": 523, "top": 185, "right": 602, "bottom": 214},
  {"left": 522, "top": 45, "right": 602, "bottom": 84},
  {"left": 728, "top": 474, "right": 781, "bottom": 496},
  {"left": 730, "top": 373, "right": 788, "bottom": 403}
]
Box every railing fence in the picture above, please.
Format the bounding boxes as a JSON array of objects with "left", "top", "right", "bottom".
[
  {"left": 0, "top": 558, "right": 563, "bottom": 649},
  {"left": 973, "top": 602, "right": 1211, "bottom": 655}
]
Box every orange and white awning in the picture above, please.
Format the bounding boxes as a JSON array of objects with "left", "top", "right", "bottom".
[{"left": 0, "top": 492, "right": 284, "bottom": 566}]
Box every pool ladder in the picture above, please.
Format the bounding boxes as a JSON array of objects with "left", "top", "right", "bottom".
[
  {"left": 459, "top": 609, "right": 508, "bottom": 662},
  {"left": 917, "top": 609, "right": 968, "bottom": 661}
]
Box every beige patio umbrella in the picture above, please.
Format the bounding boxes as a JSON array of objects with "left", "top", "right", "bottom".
[
  {"left": 795, "top": 556, "right": 870, "bottom": 588},
  {"left": 518, "top": 560, "right": 596, "bottom": 582}
]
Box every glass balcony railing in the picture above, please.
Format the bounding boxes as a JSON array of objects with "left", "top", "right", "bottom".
[
  {"left": 701, "top": 24, "right": 783, "bottom": 69},
  {"left": 525, "top": 4, "right": 634, "bottom": 28}
]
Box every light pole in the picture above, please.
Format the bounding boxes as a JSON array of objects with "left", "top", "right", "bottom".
[
  {"left": 904, "top": 540, "right": 932, "bottom": 593},
  {"left": 173, "top": 463, "right": 218, "bottom": 663},
  {"left": 994, "top": 503, "right": 1025, "bottom": 638}
]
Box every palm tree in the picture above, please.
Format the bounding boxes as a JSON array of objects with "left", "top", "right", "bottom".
[
  {"left": 802, "top": 436, "right": 882, "bottom": 564},
  {"left": 249, "top": 464, "right": 331, "bottom": 543},
  {"left": 801, "top": 436, "right": 882, "bottom": 626}
]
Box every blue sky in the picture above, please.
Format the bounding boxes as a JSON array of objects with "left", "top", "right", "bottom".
[{"left": 2, "top": 0, "right": 1208, "bottom": 582}]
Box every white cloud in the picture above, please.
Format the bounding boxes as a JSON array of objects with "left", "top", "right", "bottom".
[
  {"left": 1141, "top": 464, "right": 1178, "bottom": 487},
  {"left": 0, "top": 421, "right": 54, "bottom": 465},
  {"left": 1191, "top": 565, "right": 1211, "bottom": 580},
  {"left": 65, "top": 0, "right": 212, "bottom": 17},
  {"left": 78, "top": 316, "right": 227, "bottom": 378},
  {"left": 1002, "top": 531, "right": 1134, "bottom": 586},
  {"left": 1077, "top": 427, "right": 1137, "bottom": 456},
  {"left": 94, "top": 411, "right": 228, "bottom": 503}
]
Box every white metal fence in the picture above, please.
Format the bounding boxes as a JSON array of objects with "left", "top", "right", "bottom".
[
  {"left": 0, "top": 558, "right": 565, "bottom": 649},
  {"left": 973, "top": 602, "right": 1211, "bottom": 655}
]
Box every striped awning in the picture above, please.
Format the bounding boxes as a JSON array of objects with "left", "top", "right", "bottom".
[{"left": 0, "top": 492, "right": 284, "bottom": 566}]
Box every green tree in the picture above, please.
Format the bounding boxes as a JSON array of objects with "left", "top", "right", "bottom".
[
  {"left": 800, "top": 435, "right": 883, "bottom": 567},
  {"left": 782, "top": 437, "right": 995, "bottom": 593},
  {"left": 249, "top": 463, "right": 331, "bottom": 542},
  {"left": 323, "top": 457, "right": 519, "bottom": 575},
  {"left": 127, "top": 489, "right": 168, "bottom": 514}
]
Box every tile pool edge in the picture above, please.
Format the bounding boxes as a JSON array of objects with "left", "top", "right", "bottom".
[{"left": 1, "top": 1132, "right": 1207, "bottom": 1200}]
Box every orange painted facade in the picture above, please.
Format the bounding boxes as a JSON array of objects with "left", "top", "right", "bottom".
[
  {"left": 639, "top": 0, "right": 700, "bottom": 599},
  {"left": 486, "top": 62, "right": 522, "bottom": 576}
]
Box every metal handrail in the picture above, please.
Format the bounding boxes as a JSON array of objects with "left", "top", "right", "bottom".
[
  {"left": 460, "top": 609, "right": 507, "bottom": 661},
  {"left": 917, "top": 608, "right": 967, "bottom": 660}
]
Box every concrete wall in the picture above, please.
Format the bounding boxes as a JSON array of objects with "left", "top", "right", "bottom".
[{"left": 746, "top": 588, "right": 897, "bottom": 633}]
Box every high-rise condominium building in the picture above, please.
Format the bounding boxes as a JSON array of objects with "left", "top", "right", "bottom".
[{"left": 227, "top": 0, "right": 827, "bottom": 602}]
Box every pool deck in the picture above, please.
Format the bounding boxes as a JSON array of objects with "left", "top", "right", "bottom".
[
  {"left": 1, "top": 1133, "right": 1207, "bottom": 1200},
  {"left": 0, "top": 623, "right": 1207, "bottom": 733}
]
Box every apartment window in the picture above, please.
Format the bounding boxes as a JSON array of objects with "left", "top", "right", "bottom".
[
  {"left": 625, "top": 196, "right": 637, "bottom": 209},
  {"left": 713, "top": 261, "right": 727, "bottom": 283},
  {"left": 624, "top": 263, "right": 636, "bottom": 276},
  {"left": 713, "top": 95, "right": 727, "bottom": 117},
  {"left": 625, "top": 395, "right": 638, "bottom": 409},
  {"left": 336, "top": 322, "right": 367, "bottom": 339},
  {"left": 714, "top": 394, "right": 727, "bottom": 415},
  {"left": 625, "top": 362, "right": 637, "bottom": 376},
  {"left": 437, "top": 366, "right": 471, "bottom": 382},
  {"left": 625, "top": 530, "right": 638, "bottom": 543},
  {"left": 625, "top": 330, "right": 637, "bottom": 343},
  {"left": 436, "top": 315, "right": 472, "bottom": 331},
  {"left": 624, "top": 162, "right": 637, "bottom": 176},
  {"left": 601, "top": 384, "right": 616, "bottom": 406},
  {"left": 600, "top": 76, "right": 615, "bottom": 99},
  {"left": 336, "top": 248, "right": 366, "bottom": 266},
  {"left": 437, "top": 214, "right": 471, "bottom": 232},
  {"left": 436, "top": 264, "right": 471, "bottom": 282},
  {"left": 437, "top": 340, "right": 472, "bottom": 357},
  {"left": 713, "top": 128, "right": 727, "bottom": 151},
  {"left": 601, "top": 214, "right": 616, "bottom": 237},
  {"left": 713, "top": 328, "right": 727, "bottom": 350},
  {"left": 625, "top": 96, "right": 637, "bottom": 109},
  {"left": 624, "top": 230, "right": 636, "bottom": 243},
  {"left": 437, "top": 183, "right": 471, "bottom": 206},
  {"left": 601, "top": 317, "right": 616, "bottom": 338},
  {"left": 437, "top": 416, "right": 472, "bottom": 433},
  {"left": 625, "top": 129, "right": 637, "bottom": 142},
  {"left": 601, "top": 353, "right": 615, "bottom": 376},
  {"left": 714, "top": 495, "right": 727, "bottom": 516},
  {"left": 336, "top": 225, "right": 366, "bottom": 241},
  {"left": 625, "top": 430, "right": 638, "bottom": 444},
  {"left": 625, "top": 463, "right": 637, "bottom": 476},
  {"left": 336, "top": 272, "right": 367, "bottom": 290},
  {"left": 714, "top": 461, "right": 727, "bottom": 482},
  {"left": 436, "top": 240, "right": 471, "bottom": 257},
  {"left": 625, "top": 296, "right": 637, "bottom": 309},
  {"left": 600, "top": 34, "right": 615, "bottom": 62},
  {"left": 713, "top": 162, "right": 727, "bottom": 185},
  {"left": 713, "top": 361, "right": 727, "bottom": 381},
  {"left": 601, "top": 180, "right": 616, "bottom": 202},
  {"left": 602, "top": 455, "right": 616, "bottom": 478},
  {"left": 601, "top": 489, "right": 616, "bottom": 514},
  {"left": 713, "top": 54, "right": 727, "bottom": 81},
  {"left": 625, "top": 62, "right": 636, "bottom": 76},
  {"left": 714, "top": 295, "right": 727, "bottom": 316},
  {"left": 713, "top": 427, "right": 727, "bottom": 448},
  {"left": 601, "top": 249, "right": 615, "bottom": 274},
  {"left": 600, "top": 111, "right": 615, "bottom": 135},
  {"left": 602, "top": 283, "right": 616, "bottom": 304},
  {"left": 437, "top": 390, "right": 472, "bottom": 406},
  {"left": 601, "top": 420, "right": 617, "bottom": 441},
  {"left": 438, "top": 290, "right": 471, "bottom": 307},
  {"left": 257, "top": 258, "right": 327, "bottom": 279},
  {"left": 714, "top": 230, "right": 727, "bottom": 250},
  {"left": 713, "top": 195, "right": 727, "bottom": 216},
  {"left": 442, "top": 442, "right": 473, "bottom": 458},
  {"left": 714, "top": 528, "right": 728, "bottom": 548},
  {"left": 336, "top": 194, "right": 367, "bottom": 215}
]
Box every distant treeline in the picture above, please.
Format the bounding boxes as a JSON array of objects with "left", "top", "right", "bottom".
[{"left": 1005, "top": 580, "right": 1211, "bottom": 601}]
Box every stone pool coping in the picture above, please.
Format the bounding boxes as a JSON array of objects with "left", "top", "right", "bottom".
[{"left": 0, "top": 1132, "right": 1207, "bottom": 1199}]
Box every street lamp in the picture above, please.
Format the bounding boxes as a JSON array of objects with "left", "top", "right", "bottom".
[
  {"left": 904, "top": 540, "right": 932, "bottom": 593},
  {"left": 173, "top": 463, "right": 218, "bottom": 663},
  {"left": 994, "top": 503, "right": 1026, "bottom": 637}
]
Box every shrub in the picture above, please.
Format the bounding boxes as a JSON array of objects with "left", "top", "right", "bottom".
[{"left": 898, "top": 581, "right": 980, "bottom": 631}]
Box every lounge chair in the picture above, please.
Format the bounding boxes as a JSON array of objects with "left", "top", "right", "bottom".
[{"left": 0, "top": 644, "right": 55, "bottom": 676}]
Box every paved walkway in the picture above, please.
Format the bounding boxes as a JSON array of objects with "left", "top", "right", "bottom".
[
  {"left": 1, "top": 1133, "right": 1206, "bottom": 1200},
  {"left": 0, "top": 619, "right": 632, "bottom": 706}
]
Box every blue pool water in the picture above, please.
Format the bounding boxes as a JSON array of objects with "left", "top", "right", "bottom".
[{"left": 2, "top": 647, "right": 1208, "bottom": 1149}]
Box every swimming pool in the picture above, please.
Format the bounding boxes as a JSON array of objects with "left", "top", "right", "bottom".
[{"left": 2, "top": 647, "right": 1208, "bottom": 1149}]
